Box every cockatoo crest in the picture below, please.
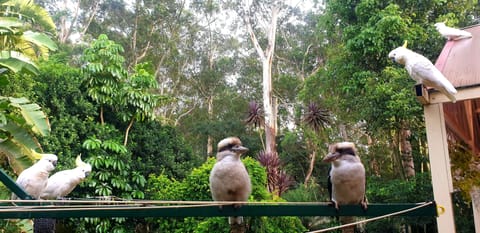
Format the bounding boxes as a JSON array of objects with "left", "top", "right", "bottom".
[
  {"left": 40, "top": 155, "right": 92, "bottom": 199},
  {"left": 76, "top": 154, "right": 92, "bottom": 173}
]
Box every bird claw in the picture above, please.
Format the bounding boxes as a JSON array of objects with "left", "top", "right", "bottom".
[
  {"left": 328, "top": 200, "right": 339, "bottom": 210},
  {"left": 360, "top": 201, "right": 368, "bottom": 212}
]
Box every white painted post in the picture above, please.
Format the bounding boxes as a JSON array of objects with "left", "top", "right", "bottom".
[
  {"left": 471, "top": 187, "right": 480, "bottom": 232},
  {"left": 424, "top": 103, "right": 456, "bottom": 233}
]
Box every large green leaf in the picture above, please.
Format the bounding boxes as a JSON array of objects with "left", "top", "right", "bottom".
[
  {"left": 0, "top": 50, "right": 38, "bottom": 74},
  {"left": 8, "top": 97, "right": 50, "bottom": 136},
  {"left": 0, "top": 121, "right": 41, "bottom": 174},
  {"left": 2, "top": 0, "right": 56, "bottom": 33},
  {"left": 0, "top": 16, "right": 22, "bottom": 34},
  {"left": 22, "top": 31, "right": 58, "bottom": 51}
]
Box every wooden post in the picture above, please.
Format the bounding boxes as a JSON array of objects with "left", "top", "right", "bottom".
[{"left": 423, "top": 103, "right": 456, "bottom": 233}]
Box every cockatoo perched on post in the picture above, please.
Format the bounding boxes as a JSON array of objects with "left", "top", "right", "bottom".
[
  {"left": 41, "top": 155, "right": 92, "bottom": 199},
  {"left": 388, "top": 41, "right": 457, "bottom": 102},
  {"left": 13, "top": 150, "right": 58, "bottom": 199},
  {"left": 209, "top": 137, "right": 251, "bottom": 226},
  {"left": 434, "top": 22, "right": 472, "bottom": 41},
  {"left": 323, "top": 142, "right": 367, "bottom": 233}
]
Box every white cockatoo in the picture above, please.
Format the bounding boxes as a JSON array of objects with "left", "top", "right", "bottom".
[
  {"left": 209, "top": 137, "right": 251, "bottom": 226},
  {"left": 434, "top": 22, "right": 472, "bottom": 41},
  {"left": 388, "top": 41, "right": 457, "bottom": 102},
  {"left": 13, "top": 150, "right": 58, "bottom": 199},
  {"left": 323, "top": 142, "right": 367, "bottom": 233},
  {"left": 41, "top": 155, "right": 92, "bottom": 199}
]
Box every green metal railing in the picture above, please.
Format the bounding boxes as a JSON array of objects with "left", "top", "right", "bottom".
[
  {"left": 0, "top": 169, "right": 438, "bottom": 219},
  {"left": 0, "top": 200, "right": 437, "bottom": 219},
  {"left": 0, "top": 169, "right": 33, "bottom": 200}
]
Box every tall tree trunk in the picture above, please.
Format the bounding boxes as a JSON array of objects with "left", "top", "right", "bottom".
[
  {"left": 80, "top": 0, "right": 101, "bottom": 38},
  {"left": 246, "top": 6, "right": 279, "bottom": 154},
  {"left": 400, "top": 124, "right": 415, "bottom": 178},
  {"left": 100, "top": 106, "right": 104, "bottom": 125},
  {"left": 124, "top": 117, "right": 135, "bottom": 146},
  {"left": 304, "top": 150, "right": 316, "bottom": 187},
  {"left": 58, "top": 0, "right": 80, "bottom": 43},
  {"left": 207, "top": 96, "right": 213, "bottom": 156}
]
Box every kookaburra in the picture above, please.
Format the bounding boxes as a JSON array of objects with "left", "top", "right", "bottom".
[
  {"left": 323, "top": 142, "right": 367, "bottom": 233},
  {"left": 13, "top": 150, "right": 58, "bottom": 200},
  {"left": 209, "top": 137, "right": 251, "bottom": 225}
]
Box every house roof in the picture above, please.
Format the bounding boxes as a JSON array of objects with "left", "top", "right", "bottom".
[
  {"left": 434, "top": 24, "right": 480, "bottom": 156},
  {"left": 435, "top": 24, "right": 480, "bottom": 88}
]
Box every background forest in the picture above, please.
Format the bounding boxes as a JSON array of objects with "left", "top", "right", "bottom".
[{"left": 0, "top": 0, "right": 478, "bottom": 232}]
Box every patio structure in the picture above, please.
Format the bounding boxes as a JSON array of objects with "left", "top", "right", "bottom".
[{"left": 419, "top": 23, "right": 480, "bottom": 233}]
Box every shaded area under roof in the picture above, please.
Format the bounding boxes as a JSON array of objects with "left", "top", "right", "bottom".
[{"left": 434, "top": 24, "right": 480, "bottom": 156}]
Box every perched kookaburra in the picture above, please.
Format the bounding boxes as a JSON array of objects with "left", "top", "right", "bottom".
[
  {"left": 434, "top": 22, "right": 472, "bottom": 41},
  {"left": 323, "top": 142, "right": 367, "bottom": 233},
  {"left": 209, "top": 137, "right": 251, "bottom": 225},
  {"left": 13, "top": 150, "right": 58, "bottom": 199},
  {"left": 41, "top": 155, "right": 92, "bottom": 199}
]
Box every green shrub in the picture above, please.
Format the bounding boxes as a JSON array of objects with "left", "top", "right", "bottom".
[{"left": 146, "top": 157, "right": 306, "bottom": 232}]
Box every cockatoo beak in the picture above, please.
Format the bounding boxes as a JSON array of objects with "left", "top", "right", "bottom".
[
  {"left": 85, "top": 171, "right": 91, "bottom": 177},
  {"left": 323, "top": 152, "right": 341, "bottom": 162}
]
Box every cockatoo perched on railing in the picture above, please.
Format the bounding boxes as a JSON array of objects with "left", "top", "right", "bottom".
[
  {"left": 209, "top": 137, "right": 251, "bottom": 226},
  {"left": 41, "top": 155, "right": 92, "bottom": 200},
  {"left": 434, "top": 22, "right": 472, "bottom": 41},
  {"left": 323, "top": 142, "right": 367, "bottom": 233},
  {"left": 13, "top": 150, "right": 58, "bottom": 199},
  {"left": 388, "top": 41, "right": 457, "bottom": 102}
]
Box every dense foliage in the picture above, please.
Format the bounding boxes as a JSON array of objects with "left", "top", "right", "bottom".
[
  {"left": 146, "top": 157, "right": 306, "bottom": 233},
  {"left": 0, "top": 0, "right": 478, "bottom": 232}
]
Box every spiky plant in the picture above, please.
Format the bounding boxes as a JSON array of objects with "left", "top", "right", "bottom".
[
  {"left": 302, "top": 102, "right": 330, "bottom": 132},
  {"left": 245, "top": 101, "right": 264, "bottom": 128},
  {"left": 257, "top": 150, "right": 292, "bottom": 195}
]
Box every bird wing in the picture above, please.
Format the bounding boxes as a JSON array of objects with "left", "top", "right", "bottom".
[
  {"left": 327, "top": 170, "right": 333, "bottom": 201},
  {"left": 440, "top": 25, "right": 472, "bottom": 40},
  {"left": 42, "top": 170, "right": 83, "bottom": 199}
]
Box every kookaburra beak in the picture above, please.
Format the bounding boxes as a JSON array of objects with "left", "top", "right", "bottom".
[
  {"left": 232, "top": 145, "right": 249, "bottom": 154},
  {"left": 323, "top": 152, "right": 341, "bottom": 163}
]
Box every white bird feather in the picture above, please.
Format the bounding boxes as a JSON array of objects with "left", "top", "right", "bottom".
[
  {"left": 388, "top": 41, "right": 457, "bottom": 102},
  {"left": 434, "top": 22, "right": 472, "bottom": 41},
  {"left": 13, "top": 152, "right": 58, "bottom": 199},
  {"left": 41, "top": 155, "right": 92, "bottom": 199}
]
